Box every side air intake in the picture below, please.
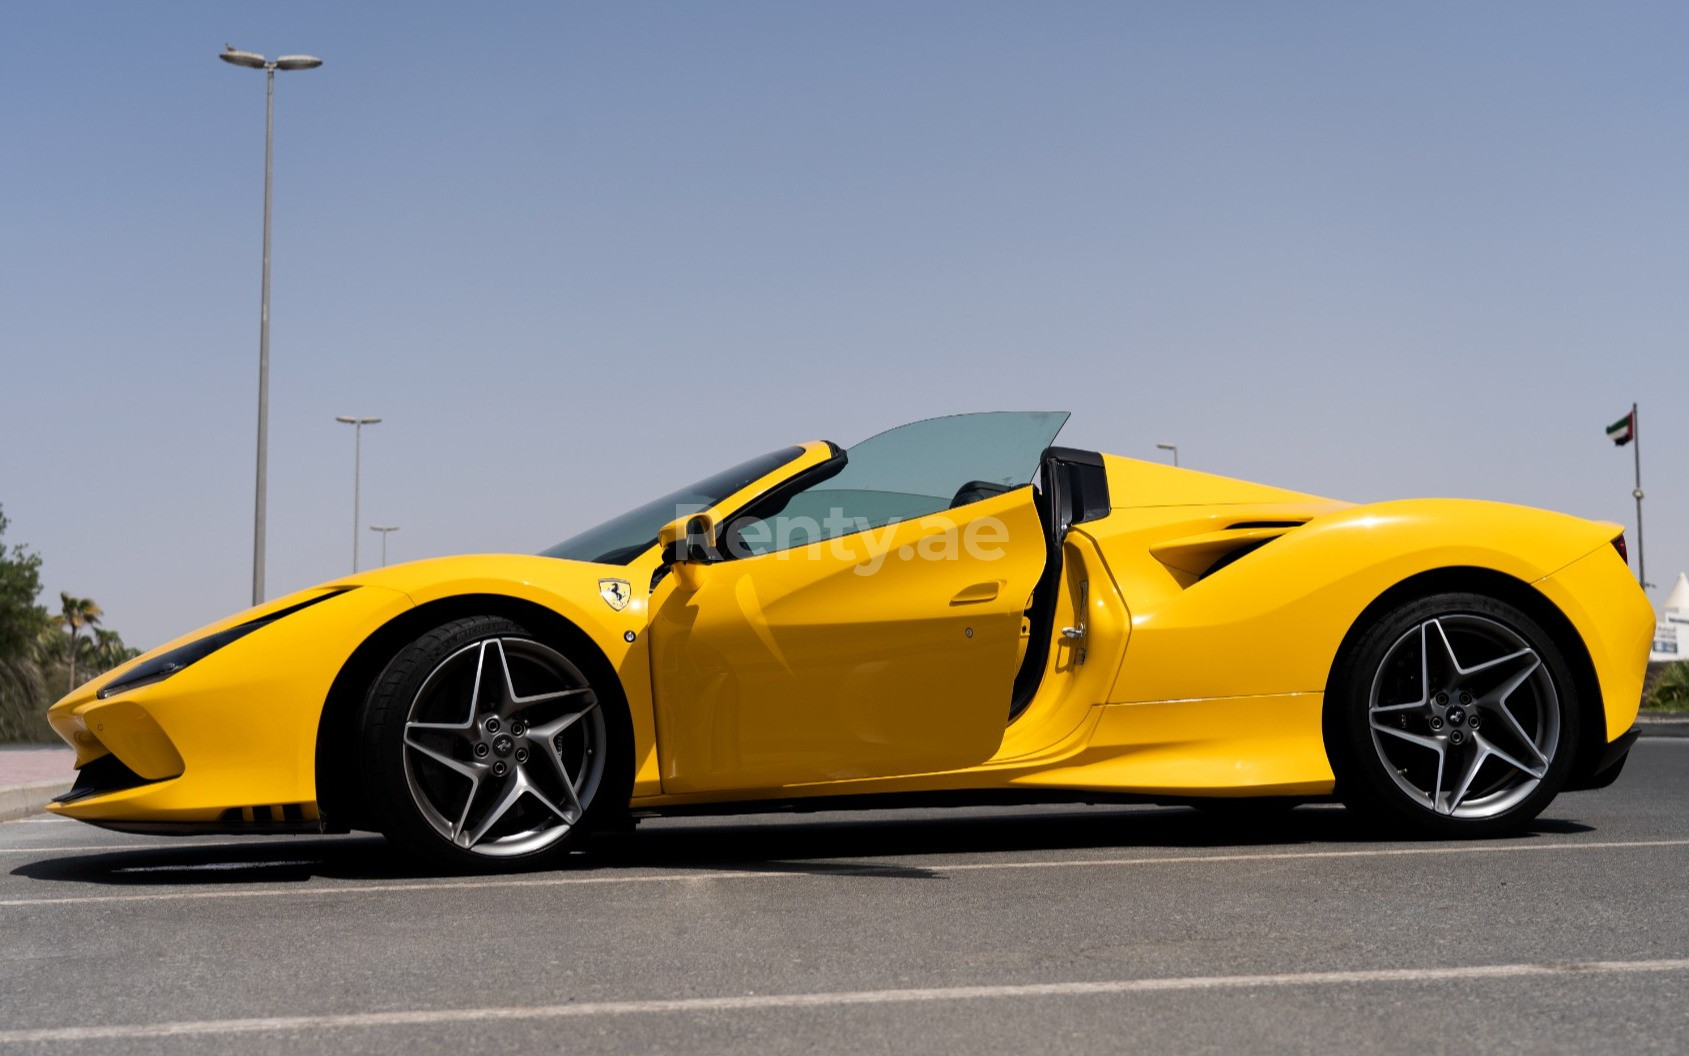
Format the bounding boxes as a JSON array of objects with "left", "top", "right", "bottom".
[{"left": 1149, "top": 521, "right": 1309, "bottom": 580}]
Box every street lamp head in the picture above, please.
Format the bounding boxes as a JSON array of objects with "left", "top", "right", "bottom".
[
  {"left": 221, "top": 48, "right": 321, "bottom": 72},
  {"left": 369, "top": 525, "right": 399, "bottom": 533},
  {"left": 1156, "top": 443, "right": 1177, "bottom": 452},
  {"left": 335, "top": 416, "right": 381, "bottom": 425},
  {"left": 220, "top": 47, "right": 268, "bottom": 69}
]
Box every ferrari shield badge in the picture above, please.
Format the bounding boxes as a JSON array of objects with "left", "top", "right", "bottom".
[{"left": 598, "top": 578, "right": 631, "bottom": 612}]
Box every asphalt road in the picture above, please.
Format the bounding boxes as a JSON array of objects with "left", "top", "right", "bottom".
[{"left": 3, "top": 742, "right": 1687, "bottom": 1055}]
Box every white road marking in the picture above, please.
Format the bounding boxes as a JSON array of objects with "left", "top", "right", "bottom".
[
  {"left": 2, "top": 957, "right": 1686, "bottom": 1044},
  {"left": 0, "top": 869, "right": 800, "bottom": 907},
  {"left": 934, "top": 837, "right": 1689, "bottom": 873},
  {"left": 1, "top": 837, "right": 1684, "bottom": 908}
]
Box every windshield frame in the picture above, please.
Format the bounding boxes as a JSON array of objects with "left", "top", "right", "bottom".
[{"left": 541, "top": 443, "right": 834, "bottom": 566}]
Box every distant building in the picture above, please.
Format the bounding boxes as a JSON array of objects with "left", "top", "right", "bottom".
[{"left": 1652, "top": 572, "right": 1689, "bottom": 662}]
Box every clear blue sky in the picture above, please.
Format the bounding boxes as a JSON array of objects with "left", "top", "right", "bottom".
[{"left": 3, "top": 2, "right": 1684, "bottom": 650}]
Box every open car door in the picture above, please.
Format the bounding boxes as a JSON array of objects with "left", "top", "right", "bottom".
[{"left": 649, "top": 412, "right": 1068, "bottom": 794}]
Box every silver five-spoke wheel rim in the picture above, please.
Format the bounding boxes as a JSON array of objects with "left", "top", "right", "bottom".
[
  {"left": 401, "top": 637, "right": 606, "bottom": 857},
  {"left": 1368, "top": 614, "right": 1559, "bottom": 819}
]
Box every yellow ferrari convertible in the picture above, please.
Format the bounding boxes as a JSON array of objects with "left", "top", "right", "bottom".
[{"left": 46, "top": 412, "right": 1652, "bottom": 867}]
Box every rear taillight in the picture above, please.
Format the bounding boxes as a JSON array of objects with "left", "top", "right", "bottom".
[{"left": 1613, "top": 532, "right": 1629, "bottom": 566}]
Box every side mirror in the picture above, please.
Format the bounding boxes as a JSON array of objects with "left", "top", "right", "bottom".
[{"left": 658, "top": 513, "right": 717, "bottom": 590}]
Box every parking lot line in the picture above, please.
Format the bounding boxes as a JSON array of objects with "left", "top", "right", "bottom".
[
  {"left": 1, "top": 837, "right": 1684, "bottom": 908},
  {"left": 934, "top": 837, "right": 1689, "bottom": 873},
  {"left": 0, "top": 869, "right": 801, "bottom": 907},
  {"left": 2, "top": 957, "right": 1685, "bottom": 1044}
]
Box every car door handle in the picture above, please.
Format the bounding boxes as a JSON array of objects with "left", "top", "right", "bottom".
[
  {"left": 1060, "top": 580, "right": 1089, "bottom": 665},
  {"left": 950, "top": 581, "right": 1001, "bottom": 604}
]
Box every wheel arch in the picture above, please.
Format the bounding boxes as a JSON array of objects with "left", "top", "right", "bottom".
[
  {"left": 1320, "top": 565, "right": 1607, "bottom": 794},
  {"left": 313, "top": 593, "right": 629, "bottom": 832}
]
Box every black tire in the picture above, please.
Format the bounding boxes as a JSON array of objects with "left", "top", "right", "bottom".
[
  {"left": 1325, "top": 592, "right": 1580, "bottom": 838},
  {"left": 358, "top": 615, "right": 630, "bottom": 870}
]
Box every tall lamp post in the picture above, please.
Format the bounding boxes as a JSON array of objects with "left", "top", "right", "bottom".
[
  {"left": 221, "top": 46, "right": 323, "bottom": 606},
  {"left": 1156, "top": 442, "right": 1179, "bottom": 467},
  {"left": 336, "top": 416, "right": 381, "bottom": 572},
  {"left": 369, "top": 525, "right": 400, "bottom": 567}
]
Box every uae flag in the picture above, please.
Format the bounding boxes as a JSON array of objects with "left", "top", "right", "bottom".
[{"left": 1606, "top": 411, "right": 1636, "bottom": 446}]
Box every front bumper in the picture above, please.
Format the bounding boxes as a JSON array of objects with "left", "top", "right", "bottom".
[{"left": 44, "top": 586, "right": 413, "bottom": 828}]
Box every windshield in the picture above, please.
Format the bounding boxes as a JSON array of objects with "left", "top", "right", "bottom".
[
  {"left": 724, "top": 411, "right": 1069, "bottom": 558},
  {"left": 543, "top": 446, "right": 807, "bottom": 565}
]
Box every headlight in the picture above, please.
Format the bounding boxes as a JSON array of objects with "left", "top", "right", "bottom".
[{"left": 96, "top": 589, "right": 350, "bottom": 699}]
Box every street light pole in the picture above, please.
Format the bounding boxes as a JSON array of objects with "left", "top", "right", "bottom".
[
  {"left": 221, "top": 46, "right": 323, "bottom": 606},
  {"left": 1156, "top": 442, "right": 1179, "bottom": 467},
  {"left": 254, "top": 62, "right": 273, "bottom": 605},
  {"left": 336, "top": 417, "right": 381, "bottom": 572},
  {"left": 369, "top": 525, "right": 400, "bottom": 567}
]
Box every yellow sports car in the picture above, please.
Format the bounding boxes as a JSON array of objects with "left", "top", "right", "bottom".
[{"left": 46, "top": 412, "right": 1652, "bottom": 867}]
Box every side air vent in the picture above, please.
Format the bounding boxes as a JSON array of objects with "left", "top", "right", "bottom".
[
  {"left": 54, "top": 753, "right": 161, "bottom": 804},
  {"left": 1149, "top": 522, "right": 1309, "bottom": 579},
  {"left": 217, "top": 803, "right": 321, "bottom": 827},
  {"left": 1200, "top": 540, "right": 1273, "bottom": 579}
]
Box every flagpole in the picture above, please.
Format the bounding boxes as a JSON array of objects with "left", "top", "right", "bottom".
[{"left": 1632, "top": 402, "right": 1646, "bottom": 590}]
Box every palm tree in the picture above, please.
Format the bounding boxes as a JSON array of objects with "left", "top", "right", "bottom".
[
  {"left": 90, "top": 628, "right": 137, "bottom": 674},
  {"left": 55, "top": 593, "right": 102, "bottom": 694},
  {"left": 92, "top": 628, "right": 118, "bottom": 670}
]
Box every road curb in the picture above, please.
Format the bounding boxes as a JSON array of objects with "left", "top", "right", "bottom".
[
  {"left": 1637, "top": 713, "right": 1689, "bottom": 739},
  {"left": 0, "top": 781, "right": 69, "bottom": 823}
]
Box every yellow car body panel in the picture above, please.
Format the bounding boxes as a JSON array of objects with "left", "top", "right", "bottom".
[
  {"left": 43, "top": 428, "right": 1651, "bottom": 834},
  {"left": 649, "top": 487, "right": 1046, "bottom": 791},
  {"left": 1018, "top": 694, "right": 1332, "bottom": 797},
  {"left": 1093, "top": 497, "right": 1632, "bottom": 705},
  {"left": 1533, "top": 545, "right": 1654, "bottom": 740},
  {"left": 1057, "top": 458, "right": 1649, "bottom": 797}
]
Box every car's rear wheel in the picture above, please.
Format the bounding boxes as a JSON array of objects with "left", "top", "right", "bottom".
[
  {"left": 1326, "top": 592, "right": 1579, "bottom": 837},
  {"left": 359, "top": 616, "right": 622, "bottom": 868}
]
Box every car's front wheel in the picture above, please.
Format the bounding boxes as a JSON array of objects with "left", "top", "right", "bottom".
[
  {"left": 359, "top": 616, "right": 622, "bottom": 868},
  {"left": 1326, "top": 592, "right": 1580, "bottom": 837}
]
